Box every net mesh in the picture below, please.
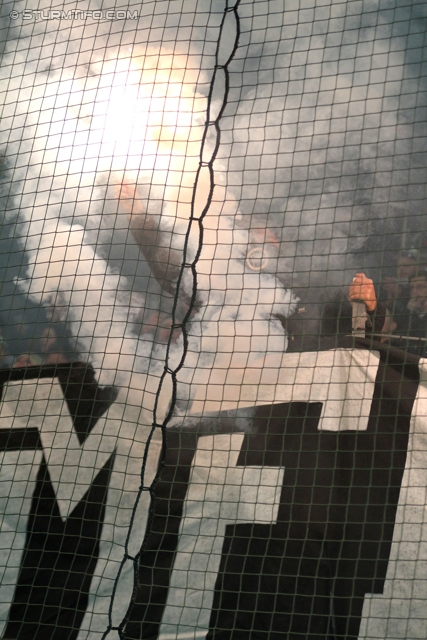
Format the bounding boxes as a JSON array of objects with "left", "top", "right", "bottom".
[{"left": 0, "top": 1, "right": 427, "bottom": 639}]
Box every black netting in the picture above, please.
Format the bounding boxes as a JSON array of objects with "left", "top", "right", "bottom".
[{"left": 0, "top": 1, "right": 427, "bottom": 639}]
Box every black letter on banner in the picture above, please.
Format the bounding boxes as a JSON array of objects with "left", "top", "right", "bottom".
[
  {"left": 126, "top": 347, "right": 419, "bottom": 639},
  {"left": 209, "top": 349, "right": 419, "bottom": 639},
  {"left": 0, "top": 364, "right": 117, "bottom": 640}
]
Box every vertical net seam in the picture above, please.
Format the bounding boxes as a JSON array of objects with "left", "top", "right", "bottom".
[{"left": 101, "top": 1, "right": 241, "bottom": 637}]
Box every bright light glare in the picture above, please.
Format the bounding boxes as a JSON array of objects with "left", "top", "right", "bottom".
[
  {"left": 84, "top": 55, "right": 207, "bottom": 196},
  {"left": 100, "top": 82, "right": 149, "bottom": 158},
  {"left": 96, "top": 63, "right": 200, "bottom": 160}
]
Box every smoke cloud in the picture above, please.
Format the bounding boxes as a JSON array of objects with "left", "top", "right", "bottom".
[{"left": 0, "top": 0, "right": 425, "bottom": 400}]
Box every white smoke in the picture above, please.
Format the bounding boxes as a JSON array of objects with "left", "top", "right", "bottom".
[
  {"left": 14, "top": 221, "right": 141, "bottom": 385},
  {"left": 2, "top": 0, "right": 426, "bottom": 399},
  {"left": 155, "top": 184, "right": 299, "bottom": 414},
  {"left": 0, "top": 4, "right": 297, "bottom": 427},
  {"left": 218, "top": 0, "right": 427, "bottom": 295}
]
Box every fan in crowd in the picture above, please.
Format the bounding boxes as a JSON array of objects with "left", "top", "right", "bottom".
[
  {"left": 319, "top": 274, "right": 393, "bottom": 344},
  {"left": 349, "top": 269, "right": 427, "bottom": 356},
  {"left": 381, "top": 249, "right": 426, "bottom": 329}
]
